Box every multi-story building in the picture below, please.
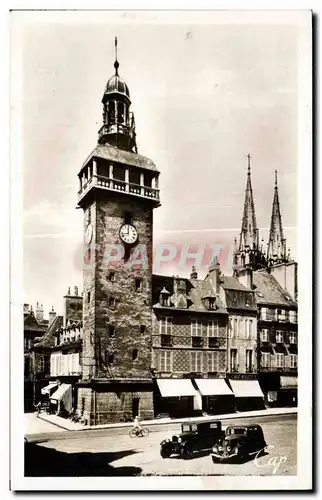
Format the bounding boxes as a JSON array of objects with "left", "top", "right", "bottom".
[
  {"left": 151, "top": 262, "right": 234, "bottom": 418},
  {"left": 221, "top": 273, "right": 265, "bottom": 411},
  {"left": 24, "top": 303, "right": 49, "bottom": 410},
  {"left": 254, "top": 270, "right": 298, "bottom": 406}
]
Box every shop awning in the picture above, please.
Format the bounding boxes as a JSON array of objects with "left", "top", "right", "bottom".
[
  {"left": 280, "top": 376, "right": 298, "bottom": 389},
  {"left": 41, "top": 382, "right": 59, "bottom": 395},
  {"left": 156, "top": 379, "right": 197, "bottom": 397},
  {"left": 50, "top": 384, "right": 71, "bottom": 402},
  {"left": 195, "top": 378, "right": 233, "bottom": 396},
  {"left": 229, "top": 379, "right": 264, "bottom": 398}
]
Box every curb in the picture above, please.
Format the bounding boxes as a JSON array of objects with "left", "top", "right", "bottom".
[{"left": 38, "top": 407, "right": 297, "bottom": 433}]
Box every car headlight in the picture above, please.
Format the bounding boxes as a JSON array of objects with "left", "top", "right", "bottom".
[
  {"left": 218, "top": 446, "right": 223, "bottom": 451},
  {"left": 178, "top": 437, "right": 182, "bottom": 443},
  {"left": 227, "top": 446, "right": 231, "bottom": 452}
]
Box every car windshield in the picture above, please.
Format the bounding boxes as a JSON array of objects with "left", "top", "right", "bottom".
[{"left": 210, "top": 423, "right": 219, "bottom": 429}]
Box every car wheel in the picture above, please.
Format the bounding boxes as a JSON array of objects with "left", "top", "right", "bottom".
[
  {"left": 181, "top": 447, "right": 193, "bottom": 460},
  {"left": 160, "top": 447, "right": 171, "bottom": 459}
]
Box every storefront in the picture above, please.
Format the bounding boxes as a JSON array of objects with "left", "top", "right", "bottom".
[
  {"left": 194, "top": 378, "right": 235, "bottom": 415},
  {"left": 50, "top": 383, "right": 72, "bottom": 416},
  {"left": 278, "top": 376, "right": 297, "bottom": 407},
  {"left": 229, "top": 379, "right": 265, "bottom": 411},
  {"left": 156, "top": 379, "right": 199, "bottom": 418}
]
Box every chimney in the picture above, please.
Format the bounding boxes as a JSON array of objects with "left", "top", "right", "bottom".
[
  {"left": 49, "top": 306, "right": 57, "bottom": 324},
  {"left": 35, "top": 302, "right": 44, "bottom": 322},
  {"left": 74, "top": 286, "right": 78, "bottom": 296},
  {"left": 208, "top": 256, "right": 221, "bottom": 294},
  {"left": 190, "top": 266, "right": 198, "bottom": 280}
]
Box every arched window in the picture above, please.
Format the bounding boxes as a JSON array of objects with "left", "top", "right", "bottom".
[
  {"left": 108, "top": 101, "right": 115, "bottom": 123},
  {"left": 132, "top": 349, "right": 138, "bottom": 361},
  {"left": 118, "top": 102, "right": 124, "bottom": 124}
]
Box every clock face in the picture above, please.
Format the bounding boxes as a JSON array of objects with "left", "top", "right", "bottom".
[
  {"left": 85, "top": 224, "right": 93, "bottom": 245},
  {"left": 119, "top": 224, "right": 138, "bottom": 245}
]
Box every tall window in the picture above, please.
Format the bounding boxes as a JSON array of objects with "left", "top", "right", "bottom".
[
  {"left": 229, "top": 318, "right": 233, "bottom": 338},
  {"left": 207, "top": 321, "right": 219, "bottom": 337},
  {"left": 276, "top": 331, "right": 283, "bottom": 343},
  {"left": 39, "top": 355, "right": 45, "bottom": 372},
  {"left": 191, "top": 320, "right": 202, "bottom": 337},
  {"left": 208, "top": 351, "right": 219, "bottom": 372},
  {"left": 160, "top": 351, "right": 172, "bottom": 372},
  {"left": 261, "top": 329, "right": 269, "bottom": 342},
  {"left": 234, "top": 318, "right": 239, "bottom": 337},
  {"left": 230, "top": 349, "right": 238, "bottom": 371},
  {"left": 276, "top": 353, "right": 284, "bottom": 368},
  {"left": 289, "top": 332, "right": 297, "bottom": 344},
  {"left": 261, "top": 307, "right": 267, "bottom": 320},
  {"left": 190, "top": 351, "right": 203, "bottom": 372},
  {"left": 261, "top": 352, "right": 270, "bottom": 368},
  {"left": 159, "top": 317, "right": 172, "bottom": 335},
  {"left": 246, "top": 350, "right": 253, "bottom": 372},
  {"left": 289, "top": 311, "right": 297, "bottom": 323},
  {"left": 290, "top": 354, "right": 298, "bottom": 368}
]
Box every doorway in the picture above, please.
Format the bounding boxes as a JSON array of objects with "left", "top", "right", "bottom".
[{"left": 132, "top": 396, "right": 140, "bottom": 418}]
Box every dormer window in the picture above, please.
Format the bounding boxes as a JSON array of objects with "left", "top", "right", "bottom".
[
  {"left": 209, "top": 298, "right": 216, "bottom": 310},
  {"left": 160, "top": 287, "right": 171, "bottom": 307}
]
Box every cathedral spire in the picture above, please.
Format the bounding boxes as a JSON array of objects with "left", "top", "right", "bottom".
[
  {"left": 238, "top": 154, "right": 258, "bottom": 252},
  {"left": 114, "top": 36, "right": 119, "bottom": 75},
  {"left": 267, "top": 170, "right": 287, "bottom": 263}
]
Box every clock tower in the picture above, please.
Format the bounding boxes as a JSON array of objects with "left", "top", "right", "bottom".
[{"left": 77, "top": 39, "right": 160, "bottom": 424}]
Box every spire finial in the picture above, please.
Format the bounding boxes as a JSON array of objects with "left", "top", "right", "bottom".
[
  {"left": 275, "top": 169, "right": 278, "bottom": 187},
  {"left": 247, "top": 153, "right": 251, "bottom": 174},
  {"left": 114, "top": 36, "right": 119, "bottom": 75}
]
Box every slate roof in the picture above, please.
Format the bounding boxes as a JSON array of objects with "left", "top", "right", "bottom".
[
  {"left": 34, "top": 315, "right": 63, "bottom": 349},
  {"left": 152, "top": 274, "right": 228, "bottom": 315},
  {"left": 24, "top": 313, "right": 48, "bottom": 333},
  {"left": 221, "top": 276, "right": 257, "bottom": 313},
  {"left": 81, "top": 144, "right": 159, "bottom": 173},
  {"left": 221, "top": 276, "right": 251, "bottom": 292},
  {"left": 253, "top": 271, "right": 297, "bottom": 307}
]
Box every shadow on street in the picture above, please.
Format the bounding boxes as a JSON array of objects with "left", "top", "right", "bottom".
[{"left": 24, "top": 442, "right": 142, "bottom": 477}]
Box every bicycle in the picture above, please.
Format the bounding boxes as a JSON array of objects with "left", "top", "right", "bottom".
[{"left": 129, "top": 426, "right": 149, "bottom": 438}]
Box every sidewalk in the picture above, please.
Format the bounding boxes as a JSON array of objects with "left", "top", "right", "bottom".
[{"left": 38, "top": 406, "right": 297, "bottom": 432}]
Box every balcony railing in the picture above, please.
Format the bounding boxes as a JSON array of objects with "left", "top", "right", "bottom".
[{"left": 78, "top": 174, "right": 160, "bottom": 203}]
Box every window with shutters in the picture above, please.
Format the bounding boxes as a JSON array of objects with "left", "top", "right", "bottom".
[
  {"left": 276, "top": 331, "right": 283, "bottom": 343},
  {"left": 261, "top": 307, "right": 267, "bottom": 320},
  {"left": 261, "top": 329, "right": 269, "bottom": 342},
  {"left": 261, "top": 352, "right": 270, "bottom": 368},
  {"left": 289, "top": 332, "right": 297, "bottom": 344},
  {"left": 276, "top": 353, "right": 284, "bottom": 368},
  {"left": 290, "top": 354, "right": 298, "bottom": 368},
  {"left": 190, "top": 351, "right": 203, "bottom": 372},
  {"left": 208, "top": 351, "right": 219, "bottom": 372},
  {"left": 160, "top": 351, "right": 172, "bottom": 372}
]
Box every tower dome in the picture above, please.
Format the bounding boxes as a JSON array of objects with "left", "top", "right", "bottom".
[{"left": 104, "top": 68, "right": 130, "bottom": 101}]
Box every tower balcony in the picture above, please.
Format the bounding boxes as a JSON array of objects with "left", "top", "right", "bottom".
[{"left": 78, "top": 173, "right": 160, "bottom": 206}]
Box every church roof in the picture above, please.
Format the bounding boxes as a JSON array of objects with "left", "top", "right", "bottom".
[
  {"left": 221, "top": 276, "right": 251, "bottom": 292},
  {"left": 81, "top": 144, "right": 159, "bottom": 173},
  {"left": 253, "top": 271, "right": 297, "bottom": 307}
]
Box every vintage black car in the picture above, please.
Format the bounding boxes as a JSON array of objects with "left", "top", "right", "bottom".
[
  {"left": 211, "top": 424, "right": 267, "bottom": 462},
  {"left": 160, "top": 420, "right": 224, "bottom": 459}
]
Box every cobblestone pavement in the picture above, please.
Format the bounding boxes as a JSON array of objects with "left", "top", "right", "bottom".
[{"left": 25, "top": 414, "right": 297, "bottom": 477}]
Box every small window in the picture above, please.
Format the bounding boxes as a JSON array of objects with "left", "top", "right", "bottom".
[
  {"left": 109, "top": 272, "right": 116, "bottom": 282},
  {"left": 108, "top": 354, "right": 114, "bottom": 364},
  {"left": 140, "top": 325, "right": 146, "bottom": 334},
  {"left": 135, "top": 278, "right": 143, "bottom": 292},
  {"left": 88, "top": 206, "right": 91, "bottom": 223},
  {"left": 132, "top": 349, "right": 138, "bottom": 361},
  {"left": 109, "top": 326, "right": 115, "bottom": 337},
  {"left": 108, "top": 296, "right": 116, "bottom": 308},
  {"left": 87, "top": 291, "right": 91, "bottom": 303}
]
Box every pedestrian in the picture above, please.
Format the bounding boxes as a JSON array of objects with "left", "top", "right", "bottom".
[
  {"left": 34, "top": 401, "right": 41, "bottom": 417},
  {"left": 132, "top": 415, "right": 142, "bottom": 435}
]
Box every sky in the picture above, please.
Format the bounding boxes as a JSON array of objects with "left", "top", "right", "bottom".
[{"left": 20, "top": 11, "right": 302, "bottom": 317}]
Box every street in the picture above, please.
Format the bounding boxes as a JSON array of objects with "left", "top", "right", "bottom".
[{"left": 25, "top": 413, "right": 297, "bottom": 477}]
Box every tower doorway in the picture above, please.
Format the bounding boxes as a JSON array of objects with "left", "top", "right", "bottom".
[{"left": 132, "top": 395, "right": 140, "bottom": 418}]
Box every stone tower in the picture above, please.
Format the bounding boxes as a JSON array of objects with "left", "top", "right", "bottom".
[{"left": 77, "top": 39, "right": 161, "bottom": 424}]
